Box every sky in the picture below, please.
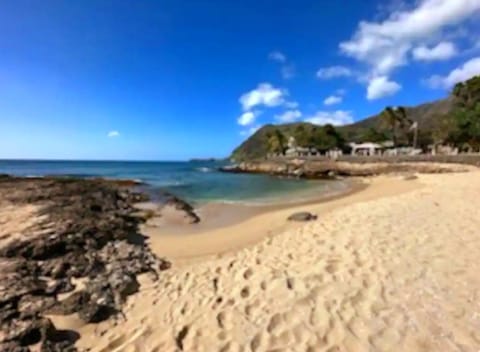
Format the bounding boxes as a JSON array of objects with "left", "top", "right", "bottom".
[{"left": 1, "top": 0, "right": 480, "bottom": 160}]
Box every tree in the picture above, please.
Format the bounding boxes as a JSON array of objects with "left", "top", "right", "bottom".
[
  {"left": 293, "top": 125, "right": 310, "bottom": 147},
  {"left": 361, "top": 127, "right": 388, "bottom": 143},
  {"left": 311, "top": 124, "right": 344, "bottom": 151},
  {"left": 452, "top": 105, "right": 480, "bottom": 151},
  {"left": 380, "top": 106, "right": 411, "bottom": 147},
  {"left": 451, "top": 75, "right": 480, "bottom": 151},
  {"left": 267, "top": 129, "right": 286, "bottom": 154},
  {"left": 453, "top": 75, "right": 480, "bottom": 109}
]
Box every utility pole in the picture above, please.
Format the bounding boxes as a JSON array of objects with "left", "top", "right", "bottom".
[{"left": 410, "top": 121, "right": 419, "bottom": 149}]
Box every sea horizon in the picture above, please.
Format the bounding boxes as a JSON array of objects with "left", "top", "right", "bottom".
[{"left": 0, "top": 158, "right": 225, "bottom": 163}]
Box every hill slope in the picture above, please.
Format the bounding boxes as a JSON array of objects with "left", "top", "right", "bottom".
[{"left": 231, "top": 96, "right": 455, "bottom": 161}]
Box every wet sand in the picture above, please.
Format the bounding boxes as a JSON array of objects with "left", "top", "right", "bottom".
[
  {"left": 142, "top": 177, "right": 409, "bottom": 260},
  {"left": 138, "top": 178, "right": 363, "bottom": 237}
]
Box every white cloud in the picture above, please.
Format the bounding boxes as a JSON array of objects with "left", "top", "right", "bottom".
[
  {"left": 316, "top": 66, "right": 353, "bottom": 79},
  {"left": 275, "top": 110, "right": 302, "bottom": 123},
  {"left": 305, "top": 110, "right": 354, "bottom": 126},
  {"left": 269, "top": 51, "right": 287, "bottom": 63},
  {"left": 412, "top": 41, "right": 457, "bottom": 61},
  {"left": 281, "top": 65, "right": 296, "bottom": 79},
  {"left": 269, "top": 52, "right": 296, "bottom": 80},
  {"left": 239, "top": 83, "right": 287, "bottom": 111},
  {"left": 240, "top": 125, "right": 261, "bottom": 136},
  {"left": 107, "top": 131, "right": 120, "bottom": 138},
  {"left": 237, "top": 111, "right": 260, "bottom": 126},
  {"left": 367, "top": 76, "right": 402, "bottom": 100},
  {"left": 425, "top": 57, "right": 480, "bottom": 89},
  {"left": 340, "top": 0, "right": 480, "bottom": 75},
  {"left": 323, "top": 95, "right": 343, "bottom": 106},
  {"left": 285, "top": 101, "right": 299, "bottom": 109}
]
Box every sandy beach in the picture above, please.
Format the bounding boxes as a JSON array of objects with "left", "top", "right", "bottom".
[{"left": 64, "top": 169, "right": 480, "bottom": 352}]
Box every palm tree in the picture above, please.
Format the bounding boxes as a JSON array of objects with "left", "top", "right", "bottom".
[{"left": 380, "top": 106, "right": 409, "bottom": 147}]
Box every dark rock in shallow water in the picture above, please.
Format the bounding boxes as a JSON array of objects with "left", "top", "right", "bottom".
[
  {"left": 287, "top": 212, "right": 318, "bottom": 222},
  {"left": 164, "top": 194, "right": 201, "bottom": 224}
]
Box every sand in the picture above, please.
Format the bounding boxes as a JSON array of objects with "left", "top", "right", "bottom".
[
  {"left": 0, "top": 202, "right": 47, "bottom": 249},
  {"left": 75, "top": 171, "right": 480, "bottom": 352}
]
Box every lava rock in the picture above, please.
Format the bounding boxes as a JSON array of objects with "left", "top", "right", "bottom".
[
  {"left": 165, "top": 195, "right": 201, "bottom": 224},
  {"left": 0, "top": 177, "right": 171, "bottom": 351},
  {"left": 287, "top": 212, "right": 318, "bottom": 222}
]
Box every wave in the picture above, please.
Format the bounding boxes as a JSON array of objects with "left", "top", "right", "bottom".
[
  {"left": 44, "top": 173, "right": 98, "bottom": 179},
  {"left": 195, "top": 167, "right": 213, "bottom": 173},
  {"left": 150, "top": 180, "right": 191, "bottom": 188}
]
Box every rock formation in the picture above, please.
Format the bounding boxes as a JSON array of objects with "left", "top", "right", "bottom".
[{"left": 0, "top": 176, "right": 170, "bottom": 351}]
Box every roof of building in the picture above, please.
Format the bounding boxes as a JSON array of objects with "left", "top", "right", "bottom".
[{"left": 350, "top": 142, "right": 383, "bottom": 149}]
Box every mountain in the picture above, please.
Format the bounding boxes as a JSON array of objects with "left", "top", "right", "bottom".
[
  {"left": 340, "top": 96, "right": 455, "bottom": 142},
  {"left": 231, "top": 96, "right": 455, "bottom": 161}
]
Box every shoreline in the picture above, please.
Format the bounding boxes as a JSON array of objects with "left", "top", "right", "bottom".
[
  {"left": 138, "top": 177, "right": 363, "bottom": 236},
  {"left": 142, "top": 174, "right": 421, "bottom": 260},
  {"left": 76, "top": 169, "right": 480, "bottom": 352},
  {"left": 3, "top": 167, "right": 480, "bottom": 351}
]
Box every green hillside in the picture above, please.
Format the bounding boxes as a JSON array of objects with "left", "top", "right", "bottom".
[{"left": 231, "top": 91, "right": 457, "bottom": 161}]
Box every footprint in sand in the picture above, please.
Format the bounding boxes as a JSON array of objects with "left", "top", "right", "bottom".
[
  {"left": 243, "top": 268, "right": 253, "bottom": 279},
  {"left": 217, "top": 311, "right": 226, "bottom": 328},
  {"left": 325, "top": 263, "right": 338, "bottom": 274},
  {"left": 267, "top": 313, "right": 284, "bottom": 334},
  {"left": 240, "top": 286, "right": 250, "bottom": 298}
]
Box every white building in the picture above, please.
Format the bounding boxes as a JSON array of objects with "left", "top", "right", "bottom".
[{"left": 350, "top": 142, "right": 384, "bottom": 156}]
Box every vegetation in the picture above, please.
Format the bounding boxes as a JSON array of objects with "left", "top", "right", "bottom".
[
  {"left": 379, "top": 106, "right": 412, "bottom": 147},
  {"left": 450, "top": 76, "right": 480, "bottom": 151},
  {"left": 311, "top": 124, "right": 345, "bottom": 152},
  {"left": 231, "top": 76, "right": 480, "bottom": 161},
  {"left": 266, "top": 129, "right": 286, "bottom": 154},
  {"left": 231, "top": 123, "right": 347, "bottom": 160},
  {"left": 360, "top": 127, "right": 388, "bottom": 144},
  {"left": 268, "top": 124, "right": 345, "bottom": 155}
]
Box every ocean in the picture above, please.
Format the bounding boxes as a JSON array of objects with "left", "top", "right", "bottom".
[{"left": 0, "top": 159, "right": 347, "bottom": 204}]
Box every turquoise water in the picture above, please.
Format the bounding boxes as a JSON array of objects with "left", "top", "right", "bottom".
[{"left": 0, "top": 160, "right": 346, "bottom": 204}]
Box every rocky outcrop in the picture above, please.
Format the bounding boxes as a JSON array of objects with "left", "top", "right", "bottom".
[
  {"left": 287, "top": 212, "right": 318, "bottom": 222},
  {"left": 164, "top": 195, "right": 201, "bottom": 224},
  {"left": 0, "top": 177, "right": 170, "bottom": 351},
  {"left": 220, "top": 158, "right": 475, "bottom": 179}
]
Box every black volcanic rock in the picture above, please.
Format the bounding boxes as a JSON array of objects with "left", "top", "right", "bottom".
[
  {"left": 163, "top": 193, "right": 201, "bottom": 224},
  {"left": 287, "top": 212, "right": 318, "bottom": 222},
  {"left": 0, "top": 177, "right": 170, "bottom": 351}
]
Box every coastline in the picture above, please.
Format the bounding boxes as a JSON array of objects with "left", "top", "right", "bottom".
[
  {"left": 142, "top": 174, "right": 419, "bottom": 260},
  {"left": 138, "top": 177, "right": 362, "bottom": 236},
  {"left": 3, "top": 166, "right": 480, "bottom": 351},
  {"left": 76, "top": 169, "right": 480, "bottom": 352}
]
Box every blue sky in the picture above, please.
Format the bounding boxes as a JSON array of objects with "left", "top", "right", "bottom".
[{"left": 1, "top": 0, "right": 479, "bottom": 160}]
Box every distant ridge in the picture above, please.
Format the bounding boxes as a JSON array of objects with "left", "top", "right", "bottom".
[{"left": 231, "top": 96, "right": 455, "bottom": 161}]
